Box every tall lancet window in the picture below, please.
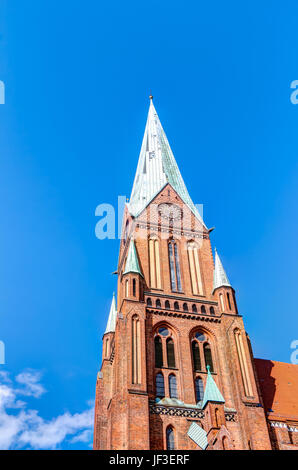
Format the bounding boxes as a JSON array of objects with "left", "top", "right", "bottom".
[
  {"left": 149, "top": 237, "right": 161, "bottom": 289},
  {"left": 132, "top": 315, "right": 141, "bottom": 384},
  {"left": 168, "top": 240, "right": 182, "bottom": 292},
  {"left": 187, "top": 242, "right": 203, "bottom": 295},
  {"left": 166, "top": 427, "right": 175, "bottom": 450},
  {"left": 195, "top": 377, "right": 204, "bottom": 402},
  {"left": 156, "top": 372, "right": 165, "bottom": 398},
  {"left": 169, "top": 374, "right": 178, "bottom": 398}
]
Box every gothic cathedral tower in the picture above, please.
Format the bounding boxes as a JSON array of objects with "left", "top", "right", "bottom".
[{"left": 93, "top": 98, "right": 272, "bottom": 450}]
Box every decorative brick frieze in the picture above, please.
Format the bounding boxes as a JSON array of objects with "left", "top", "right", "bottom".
[{"left": 149, "top": 403, "right": 205, "bottom": 419}]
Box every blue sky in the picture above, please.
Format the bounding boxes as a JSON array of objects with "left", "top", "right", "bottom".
[{"left": 0, "top": 0, "right": 298, "bottom": 449}]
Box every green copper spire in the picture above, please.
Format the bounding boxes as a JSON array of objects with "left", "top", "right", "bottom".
[
  {"left": 213, "top": 248, "right": 231, "bottom": 292},
  {"left": 202, "top": 365, "right": 225, "bottom": 409},
  {"left": 104, "top": 293, "right": 117, "bottom": 334},
  {"left": 123, "top": 239, "right": 143, "bottom": 277},
  {"left": 128, "top": 99, "right": 207, "bottom": 228}
]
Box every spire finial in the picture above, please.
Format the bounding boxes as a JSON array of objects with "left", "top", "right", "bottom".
[
  {"left": 206, "top": 365, "right": 211, "bottom": 372},
  {"left": 149, "top": 94, "right": 153, "bottom": 101}
]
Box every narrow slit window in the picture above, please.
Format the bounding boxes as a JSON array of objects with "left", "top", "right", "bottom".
[
  {"left": 168, "top": 241, "right": 182, "bottom": 292},
  {"left": 166, "top": 338, "right": 176, "bottom": 368},
  {"left": 192, "top": 341, "right": 201, "bottom": 371},
  {"left": 155, "top": 336, "right": 163, "bottom": 368},
  {"left": 203, "top": 343, "right": 214, "bottom": 372},
  {"left": 166, "top": 427, "right": 175, "bottom": 450},
  {"left": 133, "top": 279, "right": 136, "bottom": 297},
  {"left": 195, "top": 377, "right": 204, "bottom": 402},
  {"left": 227, "top": 292, "right": 231, "bottom": 310},
  {"left": 156, "top": 372, "right": 165, "bottom": 398},
  {"left": 169, "top": 374, "right": 178, "bottom": 398}
]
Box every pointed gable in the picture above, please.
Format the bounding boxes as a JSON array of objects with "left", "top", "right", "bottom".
[
  {"left": 105, "top": 294, "right": 117, "bottom": 334},
  {"left": 202, "top": 365, "right": 225, "bottom": 409},
  {"left": 213, "top": 249, "right": 231, "bottom": 292},
  {"left": 123, "top": 239, "right": 143, "bottom": 277},
  {"left": 128, "top": 98, "right": 206, "bottom": 228}
]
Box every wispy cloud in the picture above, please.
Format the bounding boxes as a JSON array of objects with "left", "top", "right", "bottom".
[
  {"left": 0, "top": 370, "right": 93, "bottom": 449},
  {"left": 15, "top": 370, "right": 46, "bottom": 398}
]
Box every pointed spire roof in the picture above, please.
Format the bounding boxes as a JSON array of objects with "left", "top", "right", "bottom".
[
  {"left": 213, "top": 249, "right": 231, "bottom": 292},
  {"left": 128, "top": 98, "right": 206, "bottom": 228},
  {"left": 202, "top": 365, "right": 225, "bottom": 409},
  {"left": 104, "top": 293, "right": 117, "bottom": 334},
  {"left": 123, "top": 239, "right": 143, "bottom": 277}
]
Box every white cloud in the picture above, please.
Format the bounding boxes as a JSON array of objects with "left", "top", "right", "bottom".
[
  {"left": 15, "top": 370, "right": 46, "bottom": 398},
  {"left": 0, "top": 370, "right": 94, "bottom": 450}
]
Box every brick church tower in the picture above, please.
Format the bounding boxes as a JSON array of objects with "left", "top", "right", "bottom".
[{"left": 93, "top": 98, "right": 274, "bottom": 450}]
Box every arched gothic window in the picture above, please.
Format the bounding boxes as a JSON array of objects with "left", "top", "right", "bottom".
[
  {"left": 192, "top": 341, "right": 201, "bottom": 371},
  {"left": 187, "top": 241, "right": 203, "bottom": 295},
  {"left": 192, "top": 304, "right": 197, "bottom": 313},
  {"left": 149, "top": 237, "right": 161, "bottom": 289},
  {"left": 210, "top": 306, "right": 215, "bottom": 315},
  {"left": 105, "top": 338, "right": 109, "bottom": 358},
  {"left": 169, "top": 374, "right": 178, "bottom": 398},
  {"left": 165, "top": 300, "right": 170, "bottom": 309},
  {"left": 147, "top": 297, "right": 152, "bottom": 306},
  {"left": 201, "top": 305, "right": 206, "bottom": 314},
  {"left": 168, "top": 240, "right": 182, "bottom": 292},
  {"left": 203, "top": 343, "right": 214, "bottom": 372},
  {"left": 156, "top": 372, "right": 165, "bottom": 398},
  {"left": 227, "top": 292, "right": 231, "bottom": 310},
  {"left": 195, "top": 377, "right": 204, "bottom": 402},
  {"left": 183, "top": 303, "right": 188, "bottom": 312},
  {"left": 166, "top": 426, "right": 175, "bottom": 450},
  {"left": 174, "top": 301, "right": 179, "bottom": 311},
  {"left": 132, "top": 279, "right": 136, "bottom": 297},
  {"left": 156, "top": 299, "right": 161, "bottom": 308},
  {"left": 166, "top": 338, "right": 176, "bottom": 368},
  {"left": 155, "top": 336, "right": 163, "bottom": 368},
  {"left": 155, "top": 327, "right": 176, "bottom": 369},
  {"left": 191, "top": 331, "right": 215, "bottom": 373}
]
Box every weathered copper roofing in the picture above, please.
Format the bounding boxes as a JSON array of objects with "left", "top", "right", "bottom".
[
  {"left": 213, "top": 248, "right": 231, "bottom": 292},
  {"left": 123, "top": 239, "right": 143, "bottom": 277},
  {"left": 128, "top": 99, "right": 206, "bottom": 227},
  {"left": 202, "top": 365, "right": 225, "bottom": 409},
  {"left": 104, "top": 293, "right": 117, "bottom": 334}
]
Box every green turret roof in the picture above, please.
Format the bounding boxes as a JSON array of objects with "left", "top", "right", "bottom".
[
  {"left": 213, "top": 248, "right": 231, "bottom": 292},
  {"left": 104, "top": 293, "right": 117, "bottom": 334},
  {"left": 202, "top": 365, "right": 225, "bottom": 409},
  {"left": 123, "top": 239, "right": 143, "bottom": 277}
]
